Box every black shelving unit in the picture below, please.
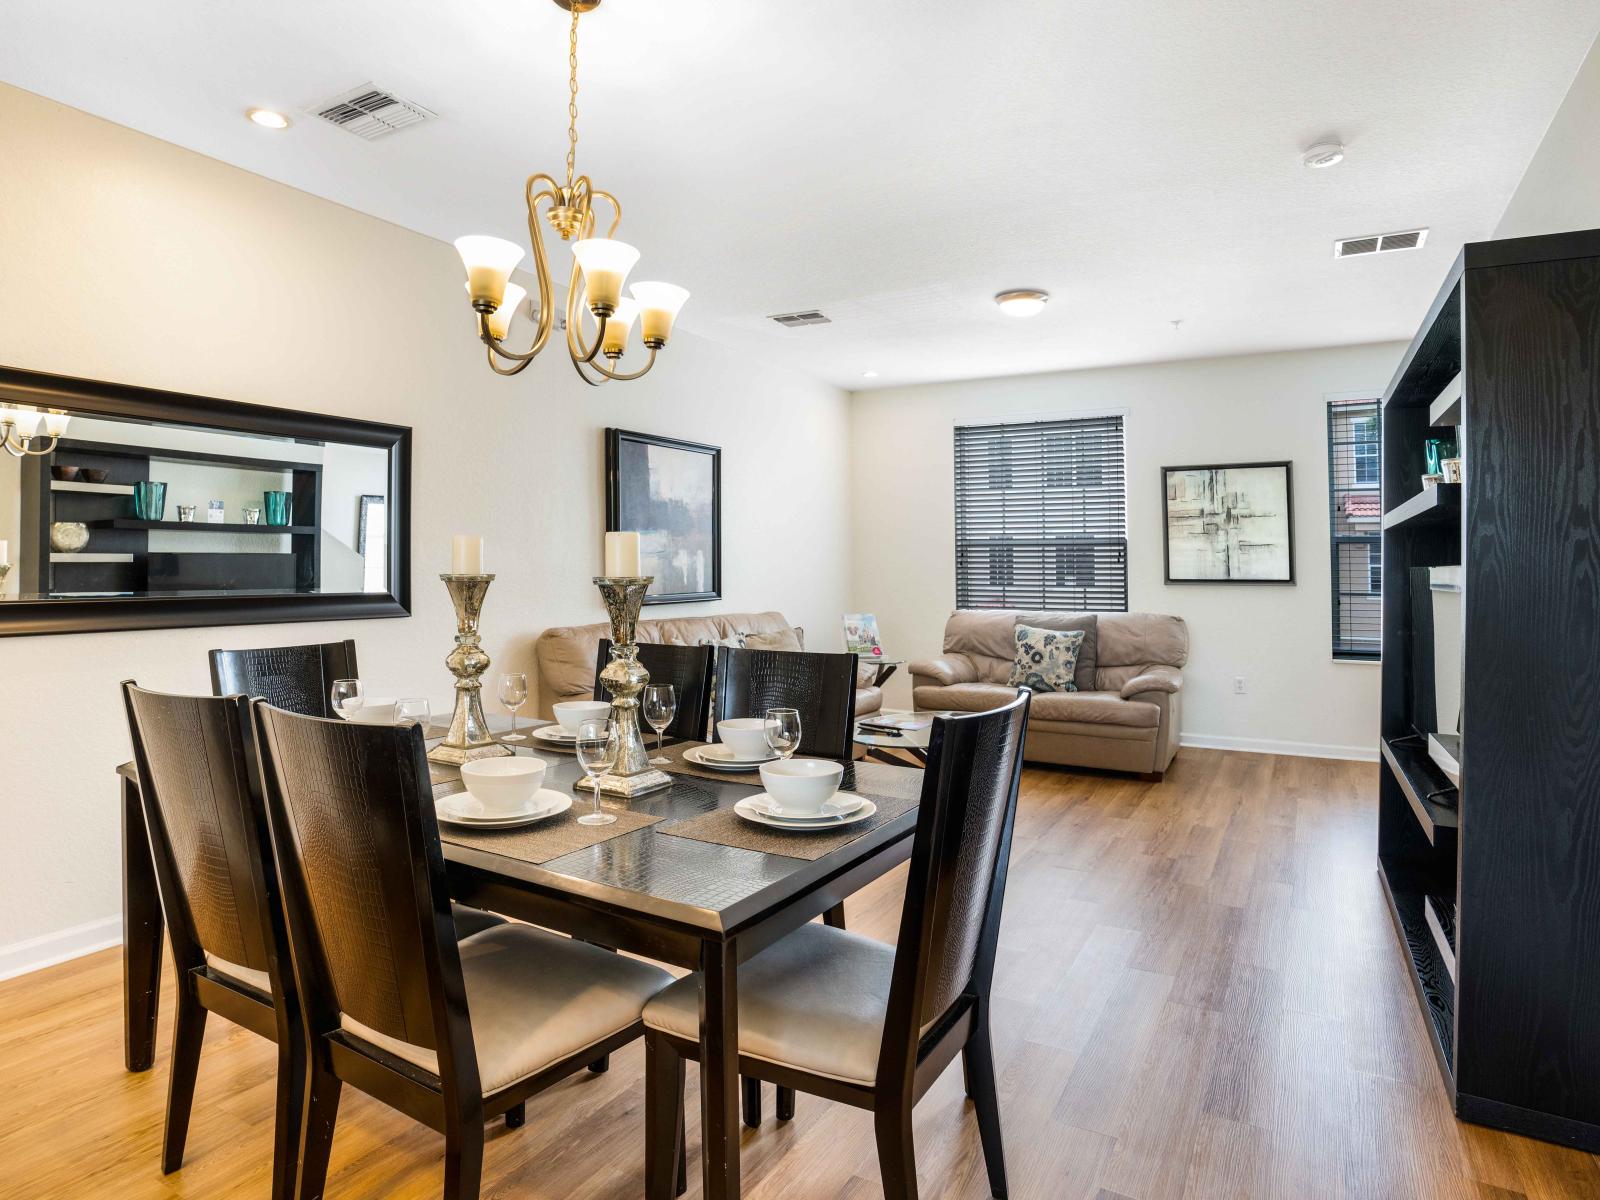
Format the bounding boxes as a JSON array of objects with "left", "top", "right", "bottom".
[{"left": 1378, "top": 227, "right": 1600, "bottom": 1151}]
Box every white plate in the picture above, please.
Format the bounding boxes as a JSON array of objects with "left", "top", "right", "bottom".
[
  {"left": 530, "top": 724, "right": 579, "bottom": 746},
  {"left": 685, "top": 744, "right": 777, "bottom": 771},
  {"left": 734, "top": 794, "right": 877, "bottom": 830},
  {"left": 436, "top": 788, "right": 573, "bottom": 828},
  {"left": 742, "top": 792, "right": 866, "bottom": 821}
]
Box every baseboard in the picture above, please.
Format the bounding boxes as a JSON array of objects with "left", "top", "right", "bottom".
[
  {"left": 1178, "top": 731, "right": 1379, "bottom": 763},
  {"left": 0, "top": 915, "right": 121, "bottom": 982}
]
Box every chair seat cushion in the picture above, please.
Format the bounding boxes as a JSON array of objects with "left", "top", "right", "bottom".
[
  {"left": 1028, "top": 690, "right": 1161, "bottom": 728},
  {"left": 341, "top": 924, "right": 673, "bottom": 1094},
  {"left": 643, "top": 923, "right": 896, "bottom": 1086}
]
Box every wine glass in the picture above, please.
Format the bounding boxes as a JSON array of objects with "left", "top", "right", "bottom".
[
  {"left": 765, "top": 707, "right": 802, "bottom": 760},
  {"left": 330, "top": 678, "right": 362, "bottom": 719},
  {"left": 395, "top": 697, "right": 432, "bottom": 735},
  {"left": 642, "top": 684, "right": 677, "bottom": 765},
  {"left": 499, "top": 672, "right": 529, "bottom": 743},
  {"left": 574, "top": 718, "right": 619, "bottom": 826}
]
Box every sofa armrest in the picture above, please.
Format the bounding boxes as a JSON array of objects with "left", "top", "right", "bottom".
[
  {"left": 909, "top": 653, "right": 979, "bottom": 687},
  {"left": 1120, "top": 665, "right": 1183, "bottom": 700}
]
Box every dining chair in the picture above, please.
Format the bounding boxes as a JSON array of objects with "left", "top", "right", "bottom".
[
  {"left": 641, "top": 690, "right": 1031, "bottom": 1200},
  {"left": 251, "top": 702, "right": 676, "bottom": 1200},
  {"left": 593, "top": 638, "right": 715, "bottom": 742},
  {"left": 209, "top": 639, "right": 359, "bottom": 718}
]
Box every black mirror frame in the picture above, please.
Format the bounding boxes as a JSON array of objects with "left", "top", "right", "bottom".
[{"left": 0, "top": 366, "right": 411, "bottom": 638}]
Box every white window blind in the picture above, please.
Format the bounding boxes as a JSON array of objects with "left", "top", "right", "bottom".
[
  {"left": 1327, "top": 398, "right": 1381, "bottom": 659},
  {"left": 954, "top": 414, "right": 1128, "bottom": 611}
]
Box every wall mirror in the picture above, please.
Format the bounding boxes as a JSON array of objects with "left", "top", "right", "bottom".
[{"left": 0, "top": 366, "right": 410, "bottom": 637}]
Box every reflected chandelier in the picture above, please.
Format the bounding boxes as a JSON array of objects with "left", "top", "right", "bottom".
[
  {"left": 453, "top": 0, "right": 689, "bottom": 385},
  {"left": 0, "top": 406, "right": 70, "bottom": 458}
]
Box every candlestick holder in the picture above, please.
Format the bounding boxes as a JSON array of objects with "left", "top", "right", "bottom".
[
  {"left": 428, "top": 573, "right": 514, "bottom": 766},
  {"left": 590, "top": 575, "right": 672, "bottom": 797}
]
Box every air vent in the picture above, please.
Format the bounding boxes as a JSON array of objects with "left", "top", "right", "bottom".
[
  {"left": 768, "top": 310, "right": 832, "bottom": 328},
  {"left": 1335, "top": 228, "right": 1429, "bottom": 258},
  {"left": 308, "top": 83, "right": 436, "bottom": 141}
]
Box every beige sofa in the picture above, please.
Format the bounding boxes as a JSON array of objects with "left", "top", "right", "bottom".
[
  {"left": 535, "top": 609, "right": 884, "bottom": 721},
  {"left": 909, "top": 610, "right": 1188, "bottom": 778}
]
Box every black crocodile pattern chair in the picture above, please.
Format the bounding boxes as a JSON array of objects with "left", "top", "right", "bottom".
[
  {"left": 711, "top": 647, "right": 858, "bottom": 761},
  {"left": 209, "top": 640, "right": 359, "bottom": 718},
  {"left": 593, "top": 638, "right": 715, "bottom": 742}
]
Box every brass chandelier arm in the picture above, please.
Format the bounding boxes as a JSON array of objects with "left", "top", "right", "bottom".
[
  {"left": 485, "top": 345, "right": 536, "bottom": 376},
  {"left": 1, "top": 429, "right": 58, "bottom": 458},
  {"left": 588, "top": 347, "right": 659, "bottom": 383}
]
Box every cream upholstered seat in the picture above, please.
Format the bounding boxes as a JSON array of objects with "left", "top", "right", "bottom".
[
  {"left": 342, "top": 924, "right": 673, "bottom": 1092},
  {"left": 644, "top": 923, "right": 896, "bottom": 1086}
]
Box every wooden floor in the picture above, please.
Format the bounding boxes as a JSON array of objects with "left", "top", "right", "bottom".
[{"left": 4, "top": 748, "right": 1600, "bottom": 1199}]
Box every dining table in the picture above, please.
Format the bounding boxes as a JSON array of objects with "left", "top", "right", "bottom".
[{"left": 116, "top": 723, "right": 926, "bottom": 1200}]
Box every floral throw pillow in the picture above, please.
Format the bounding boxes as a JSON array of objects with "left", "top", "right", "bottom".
[{"left": 1008, "top": 624, "right": 1086, "bottom": 693}]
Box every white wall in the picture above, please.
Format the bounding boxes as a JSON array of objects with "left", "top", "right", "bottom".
[
  {"left": 1495, "top": 31, "right": 1600, "bottom": 238},
  {"left": 0, "top": 82, "right": 852, "bottom": 969},
  {"left": 848, "top": 342, "right": 1405, "bottom": 760}
]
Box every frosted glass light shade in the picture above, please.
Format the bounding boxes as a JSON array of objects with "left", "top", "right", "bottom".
[
  {"left": 455, "top": 235, "right": 525, "bottom": 310},
  {"left": 600, "top": 298, "right": 639, "bottom": 356},
  {"left": 631, "top": 282, "right": 690, "bottom": 346},
  {"left": 42, "top": 411, "right": 71, "bottom": 438},
  {"left": 480, "top": 282, "right": 527, "bottom": 341},
  {"left": 572, "top": 238, "right": 640, "bottom": 313},
  {"left": 7, "top": 408, "right": 41, "bottom": 437}
]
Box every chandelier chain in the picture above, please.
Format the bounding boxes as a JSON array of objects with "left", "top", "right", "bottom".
[{"left": 565, "top": 5, "right": 580, "bottom": 188}]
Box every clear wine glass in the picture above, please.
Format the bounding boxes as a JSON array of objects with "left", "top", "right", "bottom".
[
  {"left": 499, "top": 672, "right": 529, "bottom": 743},
  {"left": 765, "top": 707, "right": 802, "bottom": 760},
  {"left": 395, "top": 697, "right": 432, "bottom": 734},
  {"left": 642, "top": 684, "right": 677, "bottom": 765},
  {"left": 330, "top": 678, "right": 362, "bottom": 719},
  {"left": 574, "top": 718, "right": 619, "bottom": 826}
]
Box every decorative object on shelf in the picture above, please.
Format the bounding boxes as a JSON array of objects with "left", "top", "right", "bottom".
[
  {"left": 262, "top": 490, "right": 290, "bottom": 526},
  {"left": 49, "top": 521, "right": 90, "bottom": 554},
  {"left": 50, "top": 465, "right": 80, "bottom": 482},
  {"left": 176, "top": 505, "right": 197, "bottom": 523},
  {"left": 1162, "top": 461, "right": 1295, "bottom": 583},
  {"left": 0, "top": 405, "right": 69, "bottom": 457},
  {"left": 207, "top": 500, "right": 225, "bottom": 524},
  {"left": 1442, "top": 457, "right": 1464, "bottom": 484},
  {"left": 428, "top": 572, "right": 513, "bottom": 766},
  {"left": 131, "top": 481, "right": 167, "bottom": 521},
  {"left": 1424, "top": 436, "right": 1456, "bottom": 477},
  {"left": 590, "top": 574, "right": 672, "bottom": 796},
  {"left": 78, "top": 468, "right": 108, "bottom": 484},
  {"left": 450, "top": 0, "right": 689, "bottom": 386},
  {"left": 242, "top": 506, "right": 260, "bottom": 525},
  {"left": 605, "top": 428, "right": 721, "bottom": 604},
  {"left": 843, "top": 613, "right": 885, "bottom": 658},
  {"left": 1421, "top": 472, "right": 1445, "bottom": 488}
]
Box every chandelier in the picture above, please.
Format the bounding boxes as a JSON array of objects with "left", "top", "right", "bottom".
[
  {"left": 453, "top": 0, "right": 689, "bottom": 385},
  {"left": 0, "top": 406, "right": 70, "bottom": 458}
]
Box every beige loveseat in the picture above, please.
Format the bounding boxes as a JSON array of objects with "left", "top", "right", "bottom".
[
  {"left": 909, "top": 610, "right": 1188, "bottom": 778},
  {"left": 535, "top": 610, "right": 884, "bottom": 721}
]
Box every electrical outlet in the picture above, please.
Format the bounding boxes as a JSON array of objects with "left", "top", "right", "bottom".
[{"left": 1233, "top": 675, "right": 1247, "bottom": 695}]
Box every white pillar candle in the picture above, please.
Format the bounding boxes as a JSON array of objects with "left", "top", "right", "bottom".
[
  {"left": 451, "top": 534, "right": 484, "bottom": 575},
  {"left": 0, "top": 539, "right": 8, "bottom": 566},
  {"left": 604, "top": 531, "right": 642, "bottom": 577}
]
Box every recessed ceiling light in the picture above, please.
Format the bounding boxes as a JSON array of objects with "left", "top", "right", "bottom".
[
  {"left": 1302, "top": 141, "right": 1345, "bottom": 168},
  {"left": 246, "top": 108, "right": 291, "bottom": 130},
  {"left": 862, "top": 370, "right": 879, "bottom": 379},
  {"left": 995, "top": 289, "right": 1049, "bottom": 318}
]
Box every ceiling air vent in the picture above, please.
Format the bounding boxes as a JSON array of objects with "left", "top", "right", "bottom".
[
  {"left": 768, "top": 310, "right": 832, "bottom": 328},
  {"left": 1335, "top": 228, "right": 1429, "bottom": 258},
  {"left": 308, "top": 83, "right": 436, "bottom": 141}
]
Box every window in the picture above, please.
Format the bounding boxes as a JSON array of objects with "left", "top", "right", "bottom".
[
  {"left": 954, "top": 414, "right": 1128, "bottom": 611},
  {"left": 1328, "top": 398, "right": 1381, "bottom": 659}
]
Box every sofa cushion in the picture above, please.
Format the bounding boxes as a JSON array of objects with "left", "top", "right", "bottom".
[
  {"left": 1029, "top": 690, "right": 1161, "bottom": 728},
  {"left": 1016, "top": 611, "right": 1098, "bottom": 691},
  {"left": 1008, "top": 625, "right": 1086, "bottom": 693},
  {"left": 742, "top": 628, "right": 802, "bottom": 652},
  {"left": 912, "top": 682, "right": 1018, "bottom": 712}
]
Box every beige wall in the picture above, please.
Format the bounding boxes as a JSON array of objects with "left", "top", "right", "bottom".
[
  {"left": 0, "top": 83, "right": 852, "bottom": 967},
  {"left": 848, "top": 342, "right": 1405, "bottom": 759},
  {"left": 1496, "top": 31, "right": 1600, "bottom": 238}
]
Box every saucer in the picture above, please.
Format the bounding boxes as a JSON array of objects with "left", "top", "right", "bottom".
[
  {"left": 744, "top": 792, "right": 865, "bottom": 821},
  {"left": 436, "top": 788, "right": 572, "bottom": 828},
  {"left": 530, "top": 724, "right": 579, "bottom": 748},
  {"left": 733, "top": 794, "right": 877, "bottom": 830},
  {"left": 685, "top": 744, "right": 777, "bottom": 771}
]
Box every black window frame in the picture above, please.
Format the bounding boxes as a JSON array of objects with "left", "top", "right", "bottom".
[{"left": 1327, "top": 397, "right": 1382, "bottom": 660}]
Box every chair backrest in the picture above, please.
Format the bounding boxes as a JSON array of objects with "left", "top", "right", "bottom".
[
  {"left": 251, "top": 702, "right": 470, "bottom": 1076},
  {"left": 209, "top": 640, "right": 359, "bottom": 717},
  {"left": 878, "top": 690, "right": 1031, "bottom": 1085},
  {"left": 712, "top": 647, "right": 858, "bottom": 760},
  {"left": 593, "top": 638, "right": 715, "bottom": 742},
  {"left": 121, "top": 682, "right": 283, "bottom": 990}
]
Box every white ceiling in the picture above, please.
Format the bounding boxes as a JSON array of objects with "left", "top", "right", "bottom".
[{"left": 3, "top": 0, "right": 1598, "bottom": 390}]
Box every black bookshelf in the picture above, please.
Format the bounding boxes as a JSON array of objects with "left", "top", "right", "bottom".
[{"left": 1377, "top": 227, "right": 1600, "bottom": 1151}]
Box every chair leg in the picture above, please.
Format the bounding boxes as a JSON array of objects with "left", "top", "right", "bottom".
[
  {"left": 296, "top": 1061, "right": 343, "bottom": 1200},
  {"left": 965, "top": 1020, "right": 1009, "bottom": 1199},
  {"left": 443, "top": 1117, "right": 485, "bottom": 1200},
  {"left": 874, "top": 1103, "right": 919, "bottom": 1200},
  {"left": 504, "top": 1102, "right": 526, "bottom": 1129},
  {"left": 645, "top": 1034, "right": 687, "bottom": 1200},
  {"left": 161, "top": 987, "right": 207, "bottom": 1174},
  {"left": 588, "top": 1054, "right": 610, "bottom": 1073},
  {"left": 823, "top": 902, "right": 847, "bottom": 928},
  {"left": 271, "top": 1018, "right": 306, "bottom": 1200},
  {"left": 776, "top": 1086, "right": 796, "bottom": 1121},
  {"left": 742, "top": 1076, "right": 762, "bottom": 1128}
]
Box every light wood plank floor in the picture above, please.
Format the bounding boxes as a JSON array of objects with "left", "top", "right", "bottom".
[{"left": 4, "top": 749, "right": 1600, "bottom": 1199}]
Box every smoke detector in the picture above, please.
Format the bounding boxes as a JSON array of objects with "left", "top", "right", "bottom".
[
  {"left": 308, "top": 83, "right": 436, "bottom": 141},
  {"left": 1335, "top": 229, "right": 1428, "bottom": 258},
  {"left": 1303, "top": 141, "right": 1346, "bottom": 169}
]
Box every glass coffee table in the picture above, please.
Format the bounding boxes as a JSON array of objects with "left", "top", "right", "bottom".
[
  {"left": 854, "top": 709, "right": 947, "bottom": 765},
  {"left": 857, "top": 656, "right": 905, "bottom": 687}
]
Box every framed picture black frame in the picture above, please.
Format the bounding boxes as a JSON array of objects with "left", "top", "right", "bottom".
[
  {"left": 0, "top": 365, "right": 412, "bottom": 637},
  {"left": 604, "top": 427, "right": 721, "bottom": 605},
  {"left": 1161, "top": 460, "right": 1296, "bottom": 584}
]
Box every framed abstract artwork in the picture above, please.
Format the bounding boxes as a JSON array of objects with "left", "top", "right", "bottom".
[
  {"left": 1162, "top": 461, "right": 1295, "bottom": 583},
  {"left": 605, "top": 428, "right": 722, "bottom": 604}
]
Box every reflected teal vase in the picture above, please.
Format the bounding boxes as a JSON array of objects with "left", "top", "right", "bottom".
[
  {"left": 263, "top": 490, "right": 291, "bottom": 526},
  {"left": 132, "top": 481, "right": 167, "bottom": 521}
]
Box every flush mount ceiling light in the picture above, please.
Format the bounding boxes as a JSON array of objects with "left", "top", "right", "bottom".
[
  {"left": 995, "top": 289, "right": 1049, "bottom": 318},
  {"left": 862, "top": 370, "right": 880, "bottom": 379},
  {"left": 246, "top": 107, "right": 291, "bottom": 130},
  {"left": 452, "top": 0, "right": 688, "bottom": 385},
  {"left": 1302, "top": 140, "right": 1345, "bottom": 169}
]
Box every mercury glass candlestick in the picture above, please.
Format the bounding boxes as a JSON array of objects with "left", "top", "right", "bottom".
[
  {"left": 591, "top": 575, "right": 672, "bottom": 797},
  {"left": 428, "top": 573, "right": 513, "bottom": 766}
]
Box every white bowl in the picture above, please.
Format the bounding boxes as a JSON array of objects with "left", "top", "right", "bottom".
[
  {"left": 553, "top": 700, "right": 612, "bottom": 734},
  {"left": 460, "top": 757, "right": 546, "bottom": 815},
  {"left": 758, "top": 757, "right": 844, "bottom": 816},
  {"left": 341, "top": 697, "right": 397, "bottom": 725},
  {"left": 718, "top": 718, "right": 777, "bottom": 761}
]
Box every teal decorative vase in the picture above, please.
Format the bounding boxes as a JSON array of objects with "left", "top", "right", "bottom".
[
  {"left": 132, "top": 481, "right": 167, "bottom": 521},
  {"left": 263, "top": 490, "right": 291, "bottom": 526}
]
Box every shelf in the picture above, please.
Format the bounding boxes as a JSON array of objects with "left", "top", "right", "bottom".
[
  {"left": 1383, "top": 483, "right": 1460, "bottom": 531},
  {"left": 50, "top": 553, "right": 135, "bottom": 564},
  {"left": 1429, "top": 372, "right": 1463, "bottom": 427},
  {"left": 1379, "top": 861, "right": 1456, "bottom": 1083},
  {"left": 90, "top": 518, "right": 314, "bottom": 535},
  {"left": 50, "top": 480, "right": 135, "bottom": 495},
  {"left": 1380, "top": 736, "right": 1459, "bottom": 846}
]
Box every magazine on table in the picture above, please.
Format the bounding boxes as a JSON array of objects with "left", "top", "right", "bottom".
[
  {"left": 843, "top": 612, "right": 885, "bottom": 657},
  {"left": 859, "top": 714, "right": 933, "bottom": 733}
]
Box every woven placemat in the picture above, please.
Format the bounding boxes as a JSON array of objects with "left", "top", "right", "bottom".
[{"left": 432, "top": 777, "right": 662, "bottom": 864}]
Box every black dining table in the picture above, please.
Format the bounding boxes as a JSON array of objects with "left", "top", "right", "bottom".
[{"left": 116, "top": 729, "right": 924, "bottom": 1200}]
